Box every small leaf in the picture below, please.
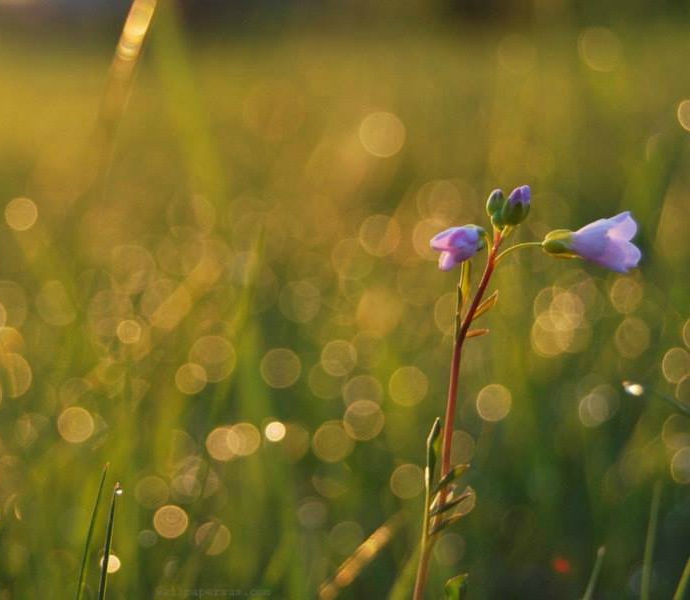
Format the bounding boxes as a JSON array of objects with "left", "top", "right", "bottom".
[
  {"left": 459, "top": 261, "right": 471, "bottom": 307},
  {"left": 425, "top": 418, "right": 442, "bottom": 490},
  {"left": 432, "top": 464, "right": 470, "bottom": 495},
  {"left": 444, "top": 573, "right": 468, "bottom": 599},
  {"left": 428, "top": 490, "right": 472, "bottom": 517},
  {"left": 466, "top": 328, "right": 489, "bottom": 338},
  {"left": 472, "top": 290, "right": 498, "bottom": 321},
  {"left": 430, "top": 511, "right": 468, "bottom": 536}
]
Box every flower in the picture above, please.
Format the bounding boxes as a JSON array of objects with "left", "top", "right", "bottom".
[
  {"left": 542, "top": 211, "right": 641, "bottom": 273},
  {"left": 430, "top": 225, "right": 486, "bottom": 271}
]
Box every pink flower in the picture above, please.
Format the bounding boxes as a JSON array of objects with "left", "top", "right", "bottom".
[
  {"left": 430, "top": 225, "right": 486, "bottom": 271},
  {"left": 543, "top": 211, "right": 641, "bottom": 273}
]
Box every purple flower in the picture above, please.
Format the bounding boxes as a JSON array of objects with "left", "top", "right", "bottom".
[
  {"left": 430, "top": 225, "right": 486, "bottom": 271},
  {"left": 543, "top": 211, "right": 641, "bottom": 273}
]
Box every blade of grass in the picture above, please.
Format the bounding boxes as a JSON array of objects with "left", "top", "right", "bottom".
[
  {"left": 581, "top": 546, "right": 605, "bottom": 600},
  {"left": 673, "top": 556, "right": 690, "bottom": 600},
  {"left": 75, "top": 463, "right": 109, "bottom": 600},
  {"left": 97, "top": 482, "right": 122, "bottom": 600},
  {"left": 641, "top": 481, "right": 662, "bottom": 600},
  {"left": 318, "top": 512, "right": 404, "bottom": 599}
]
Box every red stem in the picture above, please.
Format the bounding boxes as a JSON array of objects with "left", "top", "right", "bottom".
[
  {"left": 439, "top": 232, "right": 501, "bottom": 479},
  {"left": 412, "top": 232, "right": 502, "bottom": 600}
]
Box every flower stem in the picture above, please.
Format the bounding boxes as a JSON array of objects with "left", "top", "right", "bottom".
[
  {"left": 495, "top": 240, "right": 542, "bottom": 263},
  {"left": 412, "top": 232, "right": 503, "bottom": 599}
]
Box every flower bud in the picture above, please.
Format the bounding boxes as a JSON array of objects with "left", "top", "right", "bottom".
[
  {"left": 500, "top": 185, "right": 531, "bottom": 226},
  {"left": 486, "top": 189, "right": 505, "bottom": 218}
]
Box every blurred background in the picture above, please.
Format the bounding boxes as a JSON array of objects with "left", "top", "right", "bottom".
[{"left": 1, "top": 0, "right": 690, "bottom": 598}]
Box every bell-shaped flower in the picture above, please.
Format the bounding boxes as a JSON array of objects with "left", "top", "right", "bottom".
[
  {"left": 542, "top": 211, "right": 641, "bottom": 273},
  {"left": 430, "top": 225, "right": 486, "bottom": 271}
]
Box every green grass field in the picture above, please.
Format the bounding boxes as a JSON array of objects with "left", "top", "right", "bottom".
[{"left": 1, "top": 6, "right": 690, "bottom": 598}]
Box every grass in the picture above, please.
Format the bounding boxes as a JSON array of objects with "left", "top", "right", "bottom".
[{"left": 0, "top": 7, "right": 690, "bottom": 599}]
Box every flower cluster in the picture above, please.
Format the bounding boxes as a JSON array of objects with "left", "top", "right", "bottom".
[{"left": 430, "top": 185, "right": 641, "bottom": 273}]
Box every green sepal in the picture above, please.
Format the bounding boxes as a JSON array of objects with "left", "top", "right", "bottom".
[{"left": 542, "top": 229, "right": 577, "bottom": 256}]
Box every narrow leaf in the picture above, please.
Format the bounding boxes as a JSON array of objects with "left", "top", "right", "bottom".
[
  {"left": 428, "top": 490, "right": 472, "bottom": 517},
  {"left": 444, "top": 573, "right": 468, "bottom": 599},
  {"left": 75, "top": 463, "right": 109, "bottom": 600},
  {"left": 459, "top": 261, "right": 471, "bottom": 307},
  {"left": 581, "top": 546, "right": 605, "bottom": 600},
  {"left": 98, "top": 482, "right": 122, "bottom": 600},
  {"left": 429, "top": 502, "right": 473, "bottom": 536},
  {"left": 472, "top": 290, "right": 498, "bottom": 321},
  {"left": 641, "top": 482, "right": 662, "bottom": 600},
  {"left": 425, "top": 418, "right": 442, "bottom": 491},
  {"left": 432, "top": 464, "right": 470, "bottom": 495},
  {"left": 673, "top": 555, "right": 690, "bottom": 600},
  {"left": 466, "top": 328, "right": 489, "bottom": 338}
]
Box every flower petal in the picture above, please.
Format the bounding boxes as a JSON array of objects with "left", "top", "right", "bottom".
[
  {"left": 438, "top": 251, "right": 459, "bottom": 271},
  {"left": 608, "top": 211, "right": 637, "bottom": 241}
]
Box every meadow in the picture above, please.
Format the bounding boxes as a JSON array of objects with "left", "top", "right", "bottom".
[{"left": 1, "top": 5, "right": 690, "bottom": 598}]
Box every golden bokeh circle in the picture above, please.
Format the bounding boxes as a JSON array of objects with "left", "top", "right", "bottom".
[
  {"left": 260, "top": 348, "right": 301, "bottom": 388},
  {"left": 57, "top": 406, "right": 94, "bottom": 443},
  {"left": 5, "top": 197, "right": 38, "bottom": 231},
  {"left": 194, "top": 521, "right": 231, "bottom": 556},
  {"left": 389, "top": 366, "right": 428, "bottom": 407},
  {"left": 389, "top": 464, "right": 424, "bottom": 499},
  {"left": 343, "top": 400, "right": 385, "bottom": 441},
  {"left": 175, "top": 363, "right": 208, "bottom": 395},
  {"left": 153, "top": 505, "right": 189, "bottom": 539},
  {"left": 312, "top": 421, "right": 353, "bottom": 463},
  {"left": 476, "top": 384, "right": 512, "bottom": 422}
]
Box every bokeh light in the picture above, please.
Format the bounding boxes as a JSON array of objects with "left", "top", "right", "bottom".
[
  {"left": 260, "top": 348, "right": 301, "bottom": 388},
  {"left": 358, "top": 112, "right": 406, "bottom": 158},
  {"left": 153, "top": 505, "right": 189, "bottom": 539},
  {"left": 4, "top": 197, "right": 38, "bottom": 231},
  {"left": 476, "top": 384, "right": 512, "bottom": 422},
  {"left": 388, "top": 366, "right": 428, "bottom": 407}
]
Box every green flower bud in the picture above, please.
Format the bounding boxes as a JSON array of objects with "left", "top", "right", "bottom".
[{"left": 486, "top": 189, "right": 505, "bottom": 218}]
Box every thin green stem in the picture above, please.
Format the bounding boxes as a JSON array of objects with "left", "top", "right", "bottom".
[
  {"left": 75, "top": 463, "right": 109, "bottom": 600},
  {"left": 495, "top": 241, "right": 543, "bottom": 263},
  {"left": 673, "top": 555, "right": 690, "bottom": 600},
  {"left": 582, "top": 546, "right": 606, "bottom": 600},
  {"left": 641, "top": 481, "right": 662, "bottom": 600},
  {"left": 97, "top": 482, "right": 122, "bottom": 600}
]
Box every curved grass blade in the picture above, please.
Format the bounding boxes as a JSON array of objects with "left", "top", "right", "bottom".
[
  {"left": 75, "top": 463, "right": 109, "bottom": 600},
  {"left": 444, "top": 573, "right": 468, "bottom": 599},
  {"left": 673, "top": 555, "right": 690, "bottom": 600},
  {"left": 98, "top": 482, "right": 122, "bottom": 600},
  {"left": 581, "top": 546, "right": 605, "bottom": 600},
  {"left": 641, "top": 481, "right": 662, "bottom": 600},
  {"left": 318, "top": 512, "right": 403, "bottom": 599}
]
